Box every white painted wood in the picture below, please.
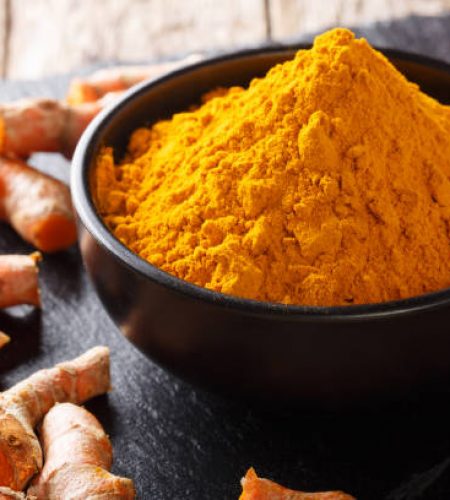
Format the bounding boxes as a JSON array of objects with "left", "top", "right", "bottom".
[
  {"left": 0, "top": 0, "right": 6, "bottom": 77},
  {"left": 6, "top": 0, "right": 267, "bottom": 79},
  {"left": 269, "top": 0, "right": 450, "bottom": 39},
  {"left": 4, "top": 0, "right": 450, "bottom": 78}
]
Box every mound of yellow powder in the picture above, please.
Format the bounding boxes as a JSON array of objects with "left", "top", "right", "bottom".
[{"left": 93, "top": 28, "right": 450, "bottom": 306}]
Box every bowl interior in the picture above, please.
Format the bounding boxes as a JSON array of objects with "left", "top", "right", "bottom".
[{"left": 74, "top": 45, "right": 450, "bottom": 319}]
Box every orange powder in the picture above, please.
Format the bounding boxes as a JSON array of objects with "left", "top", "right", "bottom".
[{"left": 93, "top": 28, "right": 450, "bottom": 306}]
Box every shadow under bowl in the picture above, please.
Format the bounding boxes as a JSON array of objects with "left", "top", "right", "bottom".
[{"left": 71, "top": 45, "right": 450, "bottom": 410}]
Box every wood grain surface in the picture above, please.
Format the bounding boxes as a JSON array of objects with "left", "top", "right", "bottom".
[
  {"left": 0, "top": 0, "right": 7, "bottom": 76},
  {"left": 3, "top": 0, "right": 267, "bottom": 78},
  {"left": 270, "top": 0, "right": 450, "bottom": 38},
  {"left": 2, "top": 13, "right": 450, "bottom": 500},
  {"left": 1, "top": 0, "right": 450, "bottom": 78}
]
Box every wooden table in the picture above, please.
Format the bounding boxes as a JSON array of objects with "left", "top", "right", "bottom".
[{"left": 1, "top": 0, "right": 450, "bottom": 79}]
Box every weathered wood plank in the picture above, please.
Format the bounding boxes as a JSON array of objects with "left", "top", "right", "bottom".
[
  {"left": 6, "top": 0, "right": 450, "bottom": 79},
  {"left": 269, "top": 0, "right": 450, "bottom": 40},
  {"left": 6, "top": 0, "right": 267, "bottom": 79},
  {"left": 0, "top": 0, "right": 7, "bottom": 77}
]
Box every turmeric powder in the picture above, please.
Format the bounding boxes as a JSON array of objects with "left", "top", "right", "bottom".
[{"left": 93, "top": 28, "right": 450, "bottom": 306}]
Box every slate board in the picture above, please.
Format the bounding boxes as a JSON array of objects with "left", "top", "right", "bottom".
[{"left": 2, "top": 14, "right": 450, "bottom": 500}]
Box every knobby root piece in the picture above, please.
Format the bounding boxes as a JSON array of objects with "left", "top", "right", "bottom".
[
  {"left": 0, "top": 253, "right": 41, "bottom": 308},
  {"left": 67, "top": 54, "right": 203, "bottom": 105},
  {"left": 240, "top": 468, "right": 355, "bottom": 500},
  {"left": 0, "top": 487, "right": 26, "bottom": 499},
  {"left": 0, "top": 157, "right": 77, "bottom": 252},
  {"left": 0, "top": 331, "right": 10, "bottom": 349},
  {"left": 0, "top": 346, "right": 110, "bottom": 491},
  {"left": 28, "top": 403, "right": 135, "bottom": 499},
  {"left": 0, "top": 92, "right": 121, "bottom": 159}
]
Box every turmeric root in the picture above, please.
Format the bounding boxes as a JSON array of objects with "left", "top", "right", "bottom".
[
  {"left": 0, "top": 253, "right": 41, "bottom": 308},
  {"left": 67, "top": 54, "right": 202, "bottom": 105},
  {"left": 0, "top": 487, "right": 25, "bottom": 499},
  {"left": 240, "top": 468, "right": 355, "bottom": 500},
  {"left": 28, "top": 403, "right": 135, "bottom": 499},
  {"left": 0, "top": 332, "right": 10, "bottom": 349},
  {"left": 0, "top": 92, "right": 120, "bottom": 159},
  {"left": 0, "top": 57, "right": 202, "bottom": 158},
  {"left": 0, "top": 346, "right": 110, "bottom": 491},
  {"left": 0, "top": 157, "right": 77, "bottom": 252}
]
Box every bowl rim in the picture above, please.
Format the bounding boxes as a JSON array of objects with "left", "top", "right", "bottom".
[{"left": 72, "top": 43, "right": 450, "bottom": 321}]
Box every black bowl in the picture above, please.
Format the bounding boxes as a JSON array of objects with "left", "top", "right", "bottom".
[{"left": 72, "top": 46, "right": 450, "bottom": 409}]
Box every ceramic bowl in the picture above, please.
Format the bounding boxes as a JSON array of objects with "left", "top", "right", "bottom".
[{"left": 72, "top": 46, "right": 450, "bottom": 409}]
